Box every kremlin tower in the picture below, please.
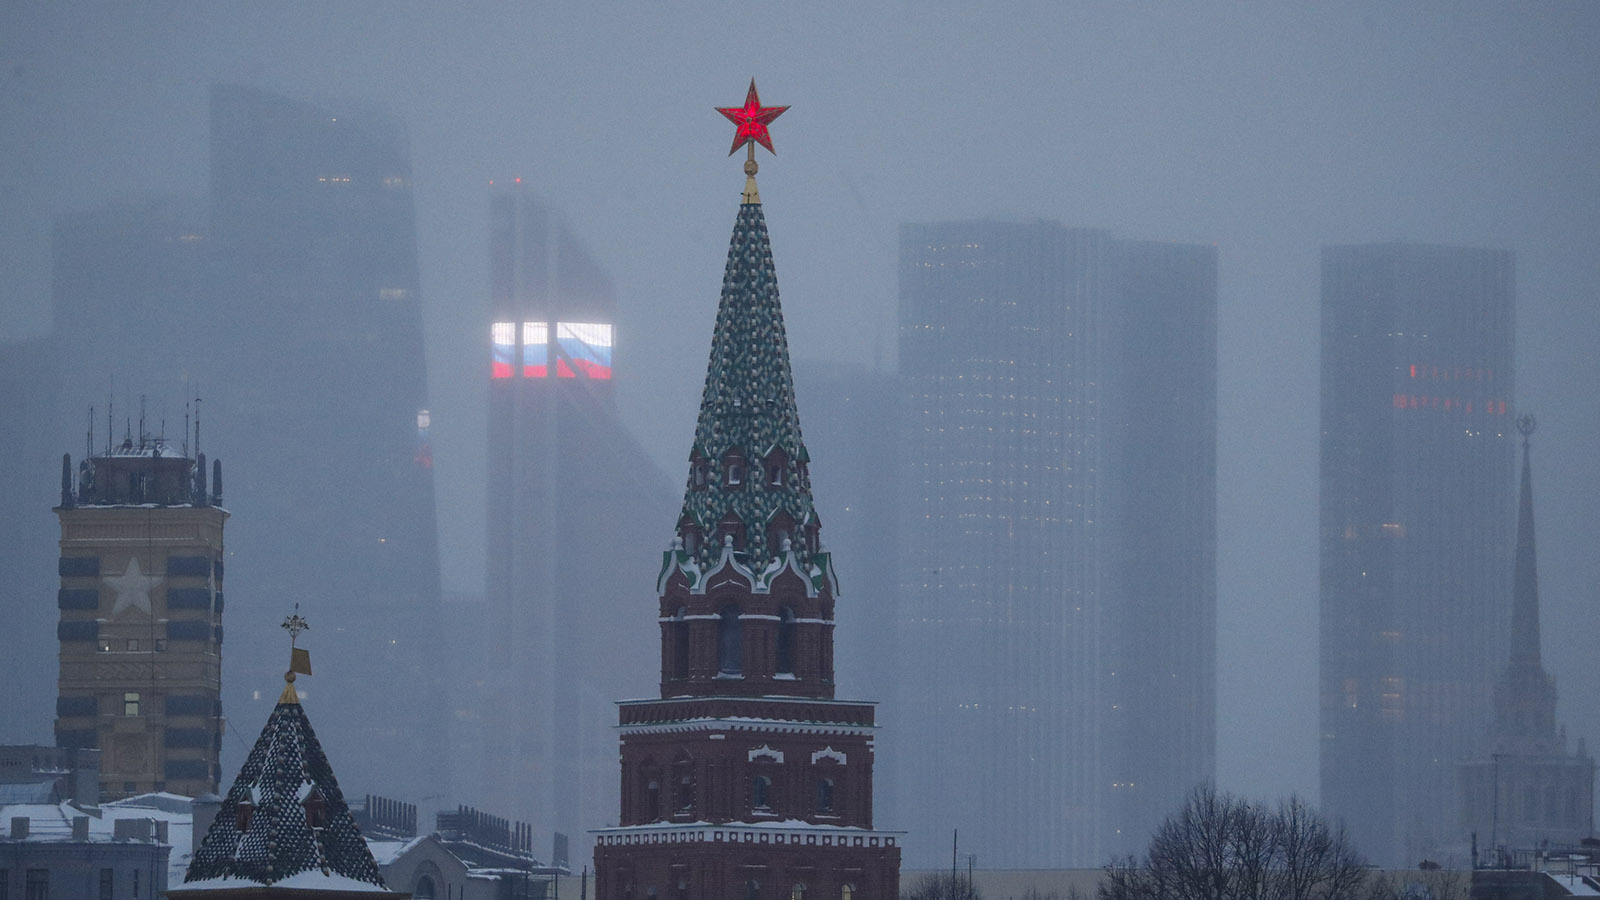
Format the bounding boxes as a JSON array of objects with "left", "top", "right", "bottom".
[{"left": 591, "top": 82, "right": 902, "bottom": 900}]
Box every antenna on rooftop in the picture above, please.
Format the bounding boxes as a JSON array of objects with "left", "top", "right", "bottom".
[
  {"left": 86, "top": 406, "right": 94, "bottom": 461},
  {"left": 194, "top": 395, "right": 202, "bottom": 460},
  {"left": 183, "top": 387, "right": 191, "bottom": 458}
]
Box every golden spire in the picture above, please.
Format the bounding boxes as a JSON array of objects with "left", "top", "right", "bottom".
[{"left": 279, "top": 606, "right": 312, "bottom": 704}]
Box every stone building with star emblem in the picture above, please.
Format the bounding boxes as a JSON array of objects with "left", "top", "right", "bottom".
[{"left": 53, "top": 434, "right": 227, "bottom": 800}]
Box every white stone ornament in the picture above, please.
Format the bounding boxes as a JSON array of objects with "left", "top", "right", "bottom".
[{"left": 105, "top": 556, "right": 162, "bottom": 618}]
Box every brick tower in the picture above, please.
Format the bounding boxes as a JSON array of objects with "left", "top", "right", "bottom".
[
  {"left": 54, "top": 429, "right": 227, "bottom": 800},
  {"left": 592, "top": 82, "right": 901, "bottom": 900}
]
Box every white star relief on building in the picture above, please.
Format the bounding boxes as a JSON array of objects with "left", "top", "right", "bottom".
[{"left": 105, "top": 557, "right": 162, "bottom": 618}]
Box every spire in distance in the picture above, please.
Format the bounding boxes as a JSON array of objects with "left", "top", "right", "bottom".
[{"left": 1509, "top": 414, "right": 1543, "bottom": 671}]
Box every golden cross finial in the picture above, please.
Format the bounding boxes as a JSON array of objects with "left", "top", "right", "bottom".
[
  {"left": 282, "top": 603, "right": 309, "bottom": 644},
  {"left": 279, "top": 603, "right": 313, "bottom": 702}
]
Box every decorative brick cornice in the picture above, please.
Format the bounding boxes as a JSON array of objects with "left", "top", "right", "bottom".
[{"left": 593, "top": 821, "right": 901, "bottom": 850}]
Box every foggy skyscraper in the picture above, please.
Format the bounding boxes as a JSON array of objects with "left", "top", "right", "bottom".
[
  {"left": 1319, "top": 243, "right": 1516, "bottom": 865},
  {"left": 894, "top": 222, "right": 1216, "bottom": 867},
  {"left": 478, "top": 191, "right": 672, "bottom": 860},
  {"left": 41, "top": 84, "right": 447, "bottom": 805}
]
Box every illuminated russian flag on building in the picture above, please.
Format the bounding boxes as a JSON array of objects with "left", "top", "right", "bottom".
[
  {"left": 556, "top": 322, "right": 613, "bottom": 380},
  {"left": 491, "top": 322, "right": 515, "bottom": 378},
  {"left": 523, "top": 321, "right": 549, "bottom": 377}
]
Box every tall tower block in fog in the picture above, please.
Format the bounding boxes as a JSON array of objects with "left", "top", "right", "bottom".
[
  {"left": 593, "top": 83, "right": 901, "bottom": 900},
  {"left": 482, "top": 191, "right": 671, "bottom": 856},
  {"left": 43, "top": 84, "right": 446, "bottom": 803},
  {"left": 54, "top": 438, "right": 226, "bottom": 799},
  {"left": 895, "top": 223, "right": 1215, "bottom": 866},
  {"left": 1320, "top": 243, "right": 1516, "bottom": 865},
  {"left": 1458, "top": 417, "right": 1594, "bottom": 854},
  {"left": 204, "top": 84, "right": 445, "bottom": 802}
]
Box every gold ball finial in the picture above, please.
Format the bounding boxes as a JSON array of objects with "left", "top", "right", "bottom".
[
  {"left": 744, "top": 158, "right": 759, "bottom": 177},
  {"left": 285, "top": 671, "right": 297, "bottom": 683}
]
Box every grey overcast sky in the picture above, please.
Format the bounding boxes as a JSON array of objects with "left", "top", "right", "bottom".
[{"left": 3, "top": 1, "right": 1598, "bottom": 808}]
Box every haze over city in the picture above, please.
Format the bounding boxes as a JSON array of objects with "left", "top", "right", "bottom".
[{"left": 3, "top": 0, "right": 1599, "bottom": 871}]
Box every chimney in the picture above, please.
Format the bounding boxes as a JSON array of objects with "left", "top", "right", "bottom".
[
  {"left": 191, "top": 793, "right": 223, "bottom": 857},
  {"left": 11, "top": 817, "right": 29, "bottom": 839},
  {"left": 73, "top": 816, "right": 90, "bottom": 840},
  {"left": 155, "top": 819, "right": 169, "bottom": 843}
]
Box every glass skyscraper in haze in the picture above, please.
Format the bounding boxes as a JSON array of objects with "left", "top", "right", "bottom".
[
  {"left": 43, "top": 84, "right": 445, "bottom": 804},
  {"left": 893, "top": 222, "right": 1216, "bottom": 867},
  {"left": 1319, "top": 243, "right": 1516, "bottom": 865}
]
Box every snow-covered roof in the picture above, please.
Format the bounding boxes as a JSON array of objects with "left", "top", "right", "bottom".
[
  {"left": 182, "top": 681, "right": 389, "bottom": 893},
  {"left": 365, "top": 836, "right": 426, "bottom": 868},
  {"left": 0, "top": 782, "right": 58, "bottom": 804}
]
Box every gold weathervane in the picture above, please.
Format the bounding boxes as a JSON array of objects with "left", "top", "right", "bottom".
[{"left": 279, "top": 604, "right": 313, "bottom": 703}]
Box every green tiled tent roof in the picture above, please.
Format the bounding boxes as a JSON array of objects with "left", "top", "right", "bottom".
[{"left": 677, "top": 201, "right": 818, "bottom": 572}]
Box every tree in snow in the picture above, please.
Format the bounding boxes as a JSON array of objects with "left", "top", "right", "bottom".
[{"left": 1099, "top": 784, "right": 1368, "bottom": 900}]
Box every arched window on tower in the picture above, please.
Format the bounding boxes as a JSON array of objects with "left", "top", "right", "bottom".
[
  {"left": 679, "top": 517, "right": 701, "bottom": 558},
  {"left": 816, "top": 777, "right": 835, "bottom": 815},
  {"left": 776, "top": 608, "right": 796, "bottom": 676},
  {"left": 718, "top": 605, "right": 742, "bottom": 675},
  {"left": 840, "top": 885, "right": 854, "bottom": 900},
  {"left": 717, "top": 513, "right": 746, "bottom": 551},
  {"left": 674, "top": 757, "right": 697, "bottom": 815},
  {"left": 764, "top": 449, "right": 787, "bottom": 488},
  {"left": 671, "top": 608, "right": 689, "bottom": 680},
  {"left": 752, "top": 774, "right": 772, "bottom": 810},
  {"left": 745, "top": 881, "right": 760, "bottom": 900},
  {"left": 303, "top": 787, "right": 328, "bottom": 829},
  {"left": 641, "top": 762, "right": 662, "bottom": 821},
  {"left": 767, "top": 511, "right": 795, "bottom": 559},
  {"left": 723, "top": 448, "right": 746, "bottom": 488},
  {"left": 691, "top": 452, "right": 709, "bottom": 491},
  {"left": 790, "top": 885, "right": 806, "bottom": 900}
]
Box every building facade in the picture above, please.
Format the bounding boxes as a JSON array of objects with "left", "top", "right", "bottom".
[
  {"left": 1320, "top": 243, "right": 1517, "bottom": 865},
  {"left": 893, "top": 222, "right": 1216, "bottom": 866},
  {"left": 593, "top": 137, "right": 900, "bottom": 900},
  {"left": 1459, "top": 420, "right": 1594, "bottom": 854},
  {"left": 53, "top": 440, "right": 226, "bottom": 800},
  {"left": 478, "top": 191, "right": 673, "bottom": 854}
]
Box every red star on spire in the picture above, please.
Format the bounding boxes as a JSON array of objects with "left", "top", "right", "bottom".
[{"left": 717, "top": 79, "right": 788, "bottom": 156}]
